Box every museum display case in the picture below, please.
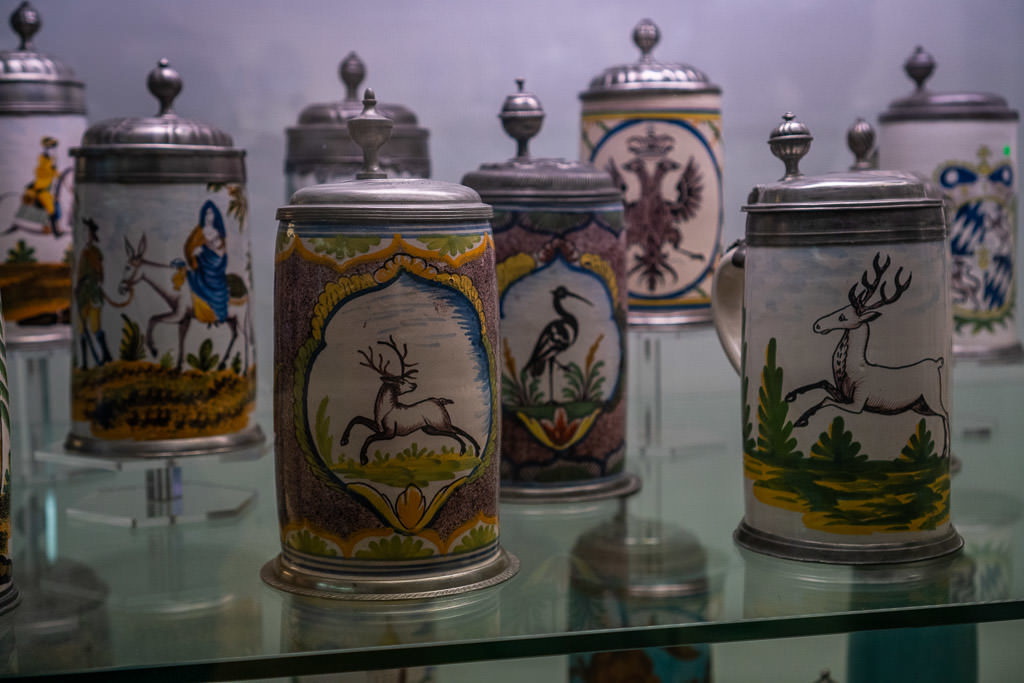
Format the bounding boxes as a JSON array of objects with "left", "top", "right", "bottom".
[{"left": 0, "top": 0, "right": 1021, "bottom": 679}]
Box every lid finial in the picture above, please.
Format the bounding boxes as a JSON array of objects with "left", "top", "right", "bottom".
[
  {"left": 349, "top": 88, "right": 393, "bottom": 180},
  {"left": 633, "top": 18, "right": 659, "bottom": 61},
  {"left": 847, "top": 117, "right": 877, "bottom": 170},
  {"left": 768, "top": 112, "right": 813, "bottom": 180},
  {"left": 499, "top": 78, "right": 544, "bottom": 160},
  {"left": 147, "top": 58, "right": 182, "bottom": 116},
  {"left": 339, "top": 52, "right": 366, "bottom": 101},
  {"left": 10, "top": 1, "right": 40, "bottom": 50},
  {"left": 904, "top": 45, "right": 935, "bottom": 91}
]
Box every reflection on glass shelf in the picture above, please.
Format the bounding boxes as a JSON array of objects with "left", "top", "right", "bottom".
[
  {"left": 34, "top": 438, "right": 267, "bottom": 527},
  {"left": 0, "top": 329, "right": 1019, "bottom": 677}
]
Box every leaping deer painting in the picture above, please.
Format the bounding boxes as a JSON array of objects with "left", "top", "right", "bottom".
[
  {"left": 339, "top": 336, "right": 481, "bottom": 465},
  {"left": 784, "top": 253, "right": 950, "bottom": 458}
]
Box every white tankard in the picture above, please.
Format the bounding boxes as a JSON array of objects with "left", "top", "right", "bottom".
[
  {"left": 711, "top": 114, "right": 962, "bottom": 564},
  {"left": 878, "top": 46, "right": 1021, "bottom": 360}
]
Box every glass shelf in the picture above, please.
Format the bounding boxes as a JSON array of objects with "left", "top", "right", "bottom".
[{"left": 2, "top": 328, "right": 1023, "bottom": 679}]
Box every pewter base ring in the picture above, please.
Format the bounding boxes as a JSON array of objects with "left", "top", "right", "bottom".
[
  {"left": 0, "top": 585, "right": 20, "bottom": 615},
  {"left": 734, "top": 521, "right": 964, "bottom": 565},
  {"left": 64, "top": 424, "right": 266, "bottom": 458},
  {"left": 260, "top": 547, "right": 519, "bottom": 601},
  {"left": 501, "top": 472, "right": 641, "bottom": 504},
  {"left": 628, "top": 308, "right": 711, "bottom": 327},
  {"left": 954, "top": 340, "right": 1024, "bottom": 363}
]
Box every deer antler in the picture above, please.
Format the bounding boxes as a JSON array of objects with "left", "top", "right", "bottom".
[
  {"left": 378, "top": 336, "right": 418, "bottom": 379},
  {"left": 357, "top": 346, "right": 391, "bottom": 375},
  {"left": 848, "top": 253, "right": 911, "bottom": 314}
]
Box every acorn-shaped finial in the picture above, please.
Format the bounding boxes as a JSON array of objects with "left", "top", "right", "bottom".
[
  {"left": 847, "top": 117, "right": 877, "bottom": 170},
  {"left": 349, "top": 88, "right": 394, "bottom": 180},
  {"left": 904, "top": 46, "right": 935, "bottom": 91},
  {"left": 499, "top": 78, "right": 544, "bottom": 159},
  {"left": 768, "top": 112, "right": 812, "bottom": 180},
  {"left": 339, "top": 52, "right": 366, "bottom": 101},
  {"left": 148, "top": 58, "right": 183, "bottom": 116},
  {"left": 10, "top": 2, "right": 39, "bottom": 50},
  {"left": 633, "top": 18, "right": 659, "bottom": 60}
]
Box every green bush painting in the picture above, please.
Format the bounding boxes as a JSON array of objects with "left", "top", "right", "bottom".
[{"left": 743, "top": 338, "right": 950, "bottom": 534}]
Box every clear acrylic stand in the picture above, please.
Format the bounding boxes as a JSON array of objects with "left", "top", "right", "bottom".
[
  {"left": 7, "top": 342, "right": 95, "bottom": 483},
  {"left": 628, "top": 327, "right": 727, "bottom": 459},
  {"left": 35, "top": 440, "right": 266, "bottom": 527}
]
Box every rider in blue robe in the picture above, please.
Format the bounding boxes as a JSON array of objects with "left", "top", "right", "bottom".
[{"left": 185, "top": 200, "right": 229, "bottom": 324}]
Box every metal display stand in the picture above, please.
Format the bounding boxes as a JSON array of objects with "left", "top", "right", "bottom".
[{"left": 34, "top": 440, "right": 265, "bottom": 527}]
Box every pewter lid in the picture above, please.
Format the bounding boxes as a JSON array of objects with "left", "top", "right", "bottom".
[
  {"left": 279, "top": 89, "right": 490, "bottom": 223},
  {"left": 879, "top": 46, "right": 1018, "bottom": 122},
  {"left": 743, "top": 113, "right": 944, "bottom": 245},
  {"left": 580, "top": 18, "right": 720, "bottom": 100},
  {"left": 0, "top": 2, "right": 85, "bottom": 114},
  {"left": 462, "top": 79, "right": 620, "bottom": 204},
  {"left": 71, "top": 59, "right": 244, "bottom": 183},
  {"left": 569, "top": 515, "right": 708, "bottom": 599},
  {"left": 286, "top": 52, "right": 430, "bottom": 177},
  {"left": 295, "top": 52, "right": 419, "bottom": 126}
]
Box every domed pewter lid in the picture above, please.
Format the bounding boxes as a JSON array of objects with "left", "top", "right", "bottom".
[
  {"left": 0, "top": 2, "right": 85, "bottom": 114},
  {"left": 580, "top": 18, "right": 720, "bottom": 100},
  {"left": 743, "top": 113, "right": 944, "bottom": 246},
  {"left": 879, "top": 46, "right": 1018, "bottom": 122},
  {"left": 462, "top": 79, "right": 620, "bottom": 204},
  {"left": 279, "top": 89, "right": 490, "bottom": 223},
  {"left": 71, "top": 59, "right": 244, "bottom": 183},
  {"left": 569, "top": 515, "right": 708, "bottom": 600},
  {"left": 295, "top": 52, "right": 419, "bottom": 126},
  {"left": 286, "top": 52, "right": 429, "bottom": 177}
]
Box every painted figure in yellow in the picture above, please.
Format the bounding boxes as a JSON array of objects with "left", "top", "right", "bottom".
[
  {"left": 75, "top": 217, "right": 112, "bottom": 368},
  {"left": 21, "top": 137, "right": 60, "bottom": 234}
]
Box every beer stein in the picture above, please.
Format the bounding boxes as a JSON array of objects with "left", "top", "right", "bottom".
[
  {"left": 285, "top": 51, "right": 429, "bottom": 197},
  {"left": 580, "top": 18, "right": 723, "bottom": 325},
  {"left": 461, "top": 80, "right": 638, "bottom": 501},
  {"left": 0, "top": 306, "right": 16, "bottom": 613},
  {"left": 711, "top": 114, "right": 962, "bottom": 563},
  {"left": 265, "top": 90, "right": 517, "bottom": 598},
  {"left": 67, "top": 59, "right": 262, "bottom": 455},
  {"left": 0, "top": 2, "right": 86, "bottom": 346},
  {"left": 879, "top": 46, "right": 1021, "bottom": 359}
]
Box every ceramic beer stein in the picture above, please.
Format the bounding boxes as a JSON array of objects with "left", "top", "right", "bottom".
[
  {"left": 711, "top": 114, "right": 962, "bottom": 564},
  {"left": 265, "top": 89, "right": 517, "bottom": 599},
  {"left": 878, "top": 46, "right": 1021, "bottom": 360},
  {"left": 580, "top": 18, "right": 723, "bottom": 326},
  {"left": 66, "top": 59, "right": 263, "bottom": 456},
  {"left": 461, "top": 80, "right": 638, "bottom": 502},
  {"left": 285, "top": 51, "right": 429, "bottom": 197},
  {"left": 0, "top": 2, "right": 86, "bottom": 347},
  {"left": 0, "top": 305, "right": 17, "bottom": 614}
]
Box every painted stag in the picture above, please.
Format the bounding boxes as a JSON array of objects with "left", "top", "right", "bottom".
[
  {"left": 784, "top": 253, "right": 950, "bottom": 458},
  {"left": 339, "top": 336, "right": 481, "bottom": 465}
]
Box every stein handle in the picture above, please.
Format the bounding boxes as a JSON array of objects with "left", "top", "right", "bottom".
[{"left": 711, "top": 240, "right": 746, "bottom": 375}]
